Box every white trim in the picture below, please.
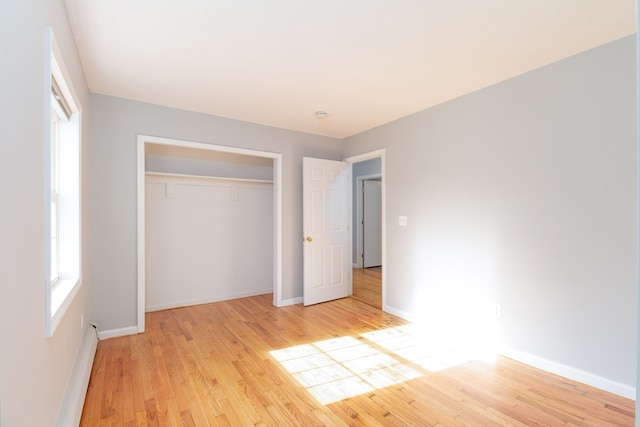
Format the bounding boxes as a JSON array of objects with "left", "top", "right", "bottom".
[
  {"left": 273, "top": 155, "right": 283, "bottom": 307},
  {"left": 137, "top": 135, "right": 283, "bottom": 332},
  {"left": 50, "top": 278, "right": 81, "bottom": 334},
  {"left": 280, "top": 297, "right": 303, "bottom": 306},
  {"left": 55, "top": 325, "right": 98, "bottom": 427},
  {"left": 146, "top": 289, "right": 273, "bottom": 312},
  {"left": 136, "top": 138, "right": 146, "bottom": 332},
  {"left": 382, "top": 304, "right": 416, "bottom": 322},
  {"left": 501, "top": 347, "right": 636, "bottom": 400},
  {"left": 97, "top": 326, "right": 139, "bottom": 341},
  {"left": 145, "top": 171, "right": 273, "bottom": 184},
  {"left": 344, "top": 149, "right": 386, "bottom": 310}
]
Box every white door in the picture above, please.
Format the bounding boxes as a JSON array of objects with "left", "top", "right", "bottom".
[
  {"left": 303, "top": 157, "right": 351, "bottom": 306},
  {"left": 363, "top": 179, "right": 382, "bottom": 267}
]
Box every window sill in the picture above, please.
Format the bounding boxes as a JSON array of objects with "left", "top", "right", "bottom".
[{"left": 48, "top": 277, "right": 81, "bottom": 337}]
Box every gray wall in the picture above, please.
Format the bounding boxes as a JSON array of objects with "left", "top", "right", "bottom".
[
  {"left": 636, "top": 5, "right": 640, "bottom": 427},
  {"left": 344, "top": 36, "right": 638, "bottom": 388},
  {"left": 637, "top": 5, "right": 640, "bottom": 420},
  {"left": 89, "top": 94, "right": 342, "bottom": 331},
  {"left": 0, "top": 1, "right": 92, "bottom": 425}
]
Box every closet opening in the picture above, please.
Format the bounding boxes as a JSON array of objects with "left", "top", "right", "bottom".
[{"left": 136, "top": 135, "right": 282, "bottom": 333}]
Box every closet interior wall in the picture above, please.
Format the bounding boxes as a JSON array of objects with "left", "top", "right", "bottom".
[{"left": 144, "top": 143, "right": 274, "bottom": 311}]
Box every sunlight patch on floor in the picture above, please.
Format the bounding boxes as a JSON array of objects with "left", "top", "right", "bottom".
[
  {"left": 269, "top": 336, "right": 422, "bottom": 404},
  {"left": 270, "top": 314, "right": 499, "bottom": 405},
  {"left": 362, "top": 326, "right": 465, "bottom": 372}
]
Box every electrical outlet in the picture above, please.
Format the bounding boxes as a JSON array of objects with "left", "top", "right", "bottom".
[
  {"left": 399, "top": 216, "right": 408, "bottom": 226},
  {"left": 493, "top": 303, "right": 502, "bottom": 318}
]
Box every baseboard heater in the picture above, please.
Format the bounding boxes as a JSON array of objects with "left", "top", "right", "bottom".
[{"left": 56, "top": 324, "right": 99, "bottom": 427}]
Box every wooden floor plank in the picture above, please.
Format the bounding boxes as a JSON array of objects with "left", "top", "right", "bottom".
[
  {"left": 352, "top": 267, "right": 382, "bottom": 309},
  {"left": 81, "top": 294, "right": 634, "bottom": 426}
]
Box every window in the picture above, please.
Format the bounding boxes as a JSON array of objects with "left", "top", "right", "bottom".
[{"left": 46, "top": 31, "right": 81, "bottom": 337}]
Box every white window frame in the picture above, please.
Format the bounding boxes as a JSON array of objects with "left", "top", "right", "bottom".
[
  {"left": 45, "top": 29, "right": 82, "bottom": 337},
  {"left": 50, "top": 104, "right": 61, "bottom": 284}
]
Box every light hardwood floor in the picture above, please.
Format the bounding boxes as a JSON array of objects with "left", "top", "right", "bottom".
[
  {"left": 80, "top": 294, "right": 634, "bottom": 426},
  {"left": 351, "top": 267, "right": 382, "bottom": 309}
]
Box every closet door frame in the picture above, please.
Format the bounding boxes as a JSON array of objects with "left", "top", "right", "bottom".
[{"left": 136, "top": 134, "right": 282, "bottom": 333}]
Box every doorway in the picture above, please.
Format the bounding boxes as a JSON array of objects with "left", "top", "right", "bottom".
[
  {"left": 345, "top": 150, "right": 385, "bottom": 310},
  {"left": 136, "top": 135, "right": 283, "bottom": 333},
  {"left": 360, "top": 177, "right": 382, "bottom": 268}
]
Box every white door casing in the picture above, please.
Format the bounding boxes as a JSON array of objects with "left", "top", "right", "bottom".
[{"left": 303, "top": 157, "right": 351, "bottom": 306}]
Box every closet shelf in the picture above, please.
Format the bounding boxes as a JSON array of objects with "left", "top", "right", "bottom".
[{"left": 145, "top": 171, "right": 273, "bottom": 184}]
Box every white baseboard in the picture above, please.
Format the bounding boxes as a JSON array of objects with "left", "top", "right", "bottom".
[
  {"left": 279, "top": 297, "right": 303, "bottom": 306},
  {"left": 145, "top": 289, "right": 273, "bottom": 313},
  {"left": 56, "top": 326, "right": 98, "bottom": 427},
  {"left": 379, "top": 305, "right": 635, "bottom": 400},
  {"left": 501, "top": 347, "right": 636, "bottom": 400},
  {"left": 382, "top": 304, "right": 416, "bottom": 322},
  {"left": 98, "top": 325, "right": 138, "bottom": 340}
]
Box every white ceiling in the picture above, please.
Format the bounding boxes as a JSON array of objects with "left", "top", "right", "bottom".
[{"left": 64, "top": 1, "right": 636, "bottom": 139}]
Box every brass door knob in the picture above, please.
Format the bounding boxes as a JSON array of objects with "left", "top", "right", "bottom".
[{"left": 305, "top": 236, "right": 312, "bottom": 242}]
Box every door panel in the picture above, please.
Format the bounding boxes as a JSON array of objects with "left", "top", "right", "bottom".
[
  {"left": 363, "top": 179, "right": 382, "bottom": 267},
  {"left": 303, "top": 157, "right": 350, "bottom": 306}
]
